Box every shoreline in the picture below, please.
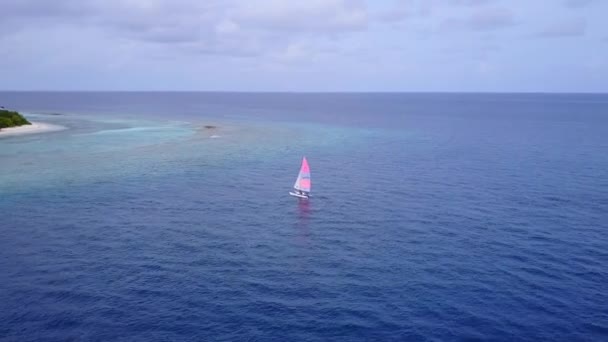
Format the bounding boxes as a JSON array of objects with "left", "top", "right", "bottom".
[{"left": 0, "top": 122, "right": 67, "bottom": 137}]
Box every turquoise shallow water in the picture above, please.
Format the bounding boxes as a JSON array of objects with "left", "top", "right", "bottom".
[
  {"left": 0, "top": 111, "right": 370, "bottom": 194},
  {"left": 1, "top": 92, "right": 607, "bottom": 341}
]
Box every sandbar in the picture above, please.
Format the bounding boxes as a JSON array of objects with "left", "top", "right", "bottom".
[{"left": 0, "top": 122, "right": 66, "bottom": 137}]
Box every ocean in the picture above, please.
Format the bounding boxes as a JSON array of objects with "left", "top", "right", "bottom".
[{"left": 1, "top": 92, "right": 607, "bottom": 341}]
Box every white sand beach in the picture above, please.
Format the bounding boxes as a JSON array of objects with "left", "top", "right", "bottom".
[{"left": 0, "top": 122, "right": 66, "bottom": 137}]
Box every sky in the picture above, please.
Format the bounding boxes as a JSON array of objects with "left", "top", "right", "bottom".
[{"left": 0, "top": 0, "right": 606, "bottom": 92}]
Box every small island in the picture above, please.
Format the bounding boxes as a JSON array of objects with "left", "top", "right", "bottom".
[
  {"left": 0, "top": 109, "right": 31, "bottom": 130},
  {"left": 0, "top": 109, "right": 66, "bottom": 137}
]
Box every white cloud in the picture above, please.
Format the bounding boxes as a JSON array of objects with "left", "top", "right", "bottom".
[
  {"left": 215, "top": 19, "right": 240, "bottom": 35},
  {"left": 234, "top": 0, "right": 368, "bottom": 32},
  {"left": 563, "top": 0, "right": 594, "bottom": 8},
  {"left": 440, "top": 7, "right": 515, "bottom": 32},
  {"left": 0, "top": 0, "right": 604, "bottom": 91},
  {"left": 536, "top": 18, "right": 586, "bottom": 38}
]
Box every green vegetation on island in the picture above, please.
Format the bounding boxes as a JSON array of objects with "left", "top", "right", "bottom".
[{"left": 0, "top": 109, "right": 31, "bottom": 130}]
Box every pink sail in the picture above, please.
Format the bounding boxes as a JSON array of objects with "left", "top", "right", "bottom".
[{"left": 293, "top": 157, "right": 311, "bottom": 193}]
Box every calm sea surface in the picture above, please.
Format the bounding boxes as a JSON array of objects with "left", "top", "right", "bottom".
[{"left": 1, "top": 92, "right": 607, "bottom": 341}]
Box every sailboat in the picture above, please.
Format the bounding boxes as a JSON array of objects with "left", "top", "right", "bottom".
[{"left": 289, "top": 157, "right": 311, "bottom": 199}]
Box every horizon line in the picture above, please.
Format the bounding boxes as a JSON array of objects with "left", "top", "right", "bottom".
[{"left": 0, "top": 90, "right": 607, "bottom": 95}]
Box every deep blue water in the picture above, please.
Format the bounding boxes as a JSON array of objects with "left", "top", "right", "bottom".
[{"left": 1, "top": 92, "right": 607, "bottom": 341}]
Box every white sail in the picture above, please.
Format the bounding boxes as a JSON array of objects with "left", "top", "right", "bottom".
[{"left": 293, "top": 157, "right": 311, "bottom": 193}]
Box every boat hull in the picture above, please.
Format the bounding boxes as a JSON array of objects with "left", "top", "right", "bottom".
[{"left": 289, "top": 192, "right": 310, "bottom": 199}]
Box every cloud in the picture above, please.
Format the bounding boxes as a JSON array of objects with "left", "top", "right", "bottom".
[
  {"left": 375, "top": 0, "right": 495, "bottom": 24},
  {"left": 536, "top": 18, "right": 586, "bottom": 37},
  {"left": 439, "top": 35, "right": 501, "bottom": 62},
  {"left": 440, "top": 7, "right": 515, "bottom": 32},
  {"left": 0, "top": 0, "right": 604, "bottom": 92},
  {"left": 1, "top": 1, "right": 221, "bottom": 40},
  {"left": 450, "top": 0, "right": 496, "bottom": 6},
  {"left": 215, "top": 19, "right": 240, "bottom": 35},
  {"left": 563, "top": 0, "right": 594, "bottom": 8},
  {"left": 374, "top": 0, "right": 431, "bottom": 23},
  {"left": 235, "top": 0, "right": 368, "bottom": 32},
  {"left": 376, "top": 7, "right": 410, "bottom": 23},
  {"left": 0, "top": 0, "right": 369, "bottom": 60},
  {"left": 0, "top": 0, "right": 87, "bottom": 19}
]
